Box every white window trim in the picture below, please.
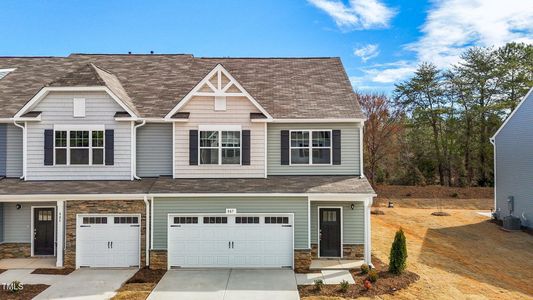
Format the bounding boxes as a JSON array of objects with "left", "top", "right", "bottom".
[
  {"left": 289, "top": 129, "right": 333, "bottom": 166},
  {"left": 198, "top": 129, "right": 242, "bottom": 166},
  {"left": 53, "top": 126, "right": 105, "bottom": 166}
]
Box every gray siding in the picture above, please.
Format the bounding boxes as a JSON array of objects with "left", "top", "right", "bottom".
[
  {"left": 495, "top": 92, "right": 533, "bottom": 228},
  {"left": 267, "top": 123, "right": 361, "bottom": 175},
  {"left": 26, "top": 91, "right": 132, "bottom": 180},
  {"left": 310, "top": 201, "right": 364, "bottom": 245},
  {"left": 153, "top": 197, "right": 308, "bottom": 249},
  {"left": 3, "top": 202, "right": 55, "bottom": 242},
  {"left": 6, "top": 124, "right": 23, "bottom": 177},
  {"left": 137, "top": 123, "right": 173, "bottom": 177},
  {"left": 0, "top": 203, "right": 4, "bottom": 242},
  {"left": 0, "top": 124, "right": 5, "bottom": 176}
]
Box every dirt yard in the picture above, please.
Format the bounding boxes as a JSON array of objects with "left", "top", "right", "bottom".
[{"left": 302, "top": 208, "right": 533, "bottom": 300}]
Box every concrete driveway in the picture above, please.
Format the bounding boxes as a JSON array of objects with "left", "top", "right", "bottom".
[
  {"left": 34, "top": 268, "right": 137, "bottom": 300},
  {"left": 148, "top": 269, "right": 299, "bottom": 300}
]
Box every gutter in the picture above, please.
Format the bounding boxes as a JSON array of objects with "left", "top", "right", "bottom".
[
  {"left": 133, "top": 119, "right": 147, "bottom": 180},
  {"left": 12, "top": 121, "right": 26, "bottom": 180}
]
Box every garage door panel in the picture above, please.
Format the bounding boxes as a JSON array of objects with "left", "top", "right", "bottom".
[{"left": 168, "top": 214, "right": 293, "bottom": 269}]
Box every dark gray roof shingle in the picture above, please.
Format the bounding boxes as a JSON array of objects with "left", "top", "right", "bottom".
[{"left": 0, "top": 54, "right": 364, "bottom": 119}]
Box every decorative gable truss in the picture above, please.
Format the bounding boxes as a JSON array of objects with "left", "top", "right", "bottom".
[{"left": 165, "top": 64, "right": 272, "bottom": 120}]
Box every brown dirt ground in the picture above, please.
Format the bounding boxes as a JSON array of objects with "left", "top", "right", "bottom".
[
  {"left": 111, "top": 268, "right": 166, "bottom": 300},
  {"left": 303, "top": 208, "right": 533, "bottom": 300},
  {"left": 0, "top": 284, "right": 49, "bottom": 300},
  {"left": 375, "top": 185, "right": 494, "bottom": 199},
  {"left": 31, "top": 268, "right": 75, "bottom": 275}
]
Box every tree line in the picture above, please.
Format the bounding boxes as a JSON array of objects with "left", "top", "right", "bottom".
[{"left": 361, "top": 42, "right": 533, "bottom": 187}]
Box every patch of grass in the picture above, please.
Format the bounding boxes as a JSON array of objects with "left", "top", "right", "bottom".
[
  {"left": 0, "top": 284, "right": 49, "bottom": 300},
  {"left": 111, "top": 268, "right": 166, "bottom": 300},
  {"left": 31, "top": 268, "right": 74, "bottom": 275}
]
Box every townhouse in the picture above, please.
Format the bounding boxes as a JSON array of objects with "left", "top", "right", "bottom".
[{"left": 0, "top": 54, "right": 375, "bottom": 272}]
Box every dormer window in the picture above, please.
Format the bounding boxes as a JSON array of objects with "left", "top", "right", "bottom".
[{"left": 53, "top": 126, "right": 105, "bottom": 165}]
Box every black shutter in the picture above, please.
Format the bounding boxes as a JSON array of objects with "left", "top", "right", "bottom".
[
  {"left": 332, "top": 129, "right": 341, "bottom": 165},
  {"left": 44, "top": 129, "right": 54, "bottom": 166},
  {"left": 189, "top": 130, "right": 198, "bottom": 165},
  {"left": 280, "top": 130, "right": 289, "bottom": 165},
  {"left": 242, "top": 130, "right": 251, "bottom": 165},
  {"left": 105, "top": 129, "right": 114, "bottom": 165}
]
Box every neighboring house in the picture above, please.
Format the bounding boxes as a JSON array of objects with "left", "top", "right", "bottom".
[
  {"left": 0, "top": 55, "right": 375, "bottom": 272},
  {"left": 491, "top": 87, "right": 533, "bottom": 228}
]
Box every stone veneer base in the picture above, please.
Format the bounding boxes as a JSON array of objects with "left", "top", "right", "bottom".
[
  {"left": 311, "top": 243, "right": 364, "bottom": 260},
  {"left": 0, "top": 243, "right": 31, "bottom": 259}
]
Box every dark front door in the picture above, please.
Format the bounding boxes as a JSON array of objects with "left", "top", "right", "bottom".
[
  {"left": 34, "top": 208, "right": 55, "bottom": 256},
  {"left": 319, "top": 208, "right": 341, "bottom": 257}
]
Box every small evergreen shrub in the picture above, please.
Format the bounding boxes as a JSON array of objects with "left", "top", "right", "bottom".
[
  {"left": 389, "top": 227, "right": 408, "bottom": 274},
  {"left": 314, "top": 279, "right": 324, "bottom": 291},
  {"left": 339, "top": 279, "right": 350, "bottom": 292},
  {"left": 360, "top": 263, "right": 370, "bottom": 274},
  {"left": 367, "top": 269, "right": 379, "bottom": 283}
]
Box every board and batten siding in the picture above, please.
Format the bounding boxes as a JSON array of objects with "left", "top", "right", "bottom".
[
  {"left": 152, "top": 197, "right": 309, "bottom": 249},
  {"left": 25, "top": 91, "right": 132, "bottom": 180},
  {"left": 0, "top": 124, "right": 5, "bottom": 176},
  {"left": 3, "top": 202, "right": 56, "bottom": 243},
  {"left": 267, "top": 123, "right": 361, "bottom": 175},
  {"left": 137, "top": 123, "right": 173, "bottom": 177},
  {"left": 495, "top": 91, "right": 533, "bottom": 228},
  {"left": 174, "top": 96, "right": 265, "bottom": 178},
  {"left": 6, "top": 124, "right": 23, "bottom": 177},
  {"left": 310, "top": 201, "right": 364, "bottom": 245}
]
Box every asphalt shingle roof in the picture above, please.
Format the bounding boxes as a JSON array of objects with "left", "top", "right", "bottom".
[
  {"left": 0, "top": 176, "right": 375, "bottom": 195},
  {"left": 0, "top": 54, "right": 364, "bottom": 119}
]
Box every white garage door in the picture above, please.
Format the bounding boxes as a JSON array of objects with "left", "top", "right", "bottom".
[
  {"left": 76, "top": 214, "right": 140, "bottom": 268},
  {"left": 168, "top": 214, "right": 293, "bottom": 269}
]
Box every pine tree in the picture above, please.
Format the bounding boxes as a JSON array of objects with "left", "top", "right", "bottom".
[{"left": 389, "top": 228, "right": 407, "bottom": 274}]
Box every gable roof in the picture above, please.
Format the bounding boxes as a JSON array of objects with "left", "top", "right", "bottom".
[
  {"left": 491, "top": 86, "right": 533, "bottom": 140},
  {"left": 0, "top": 54, "right": 365, "bottom": 120}
]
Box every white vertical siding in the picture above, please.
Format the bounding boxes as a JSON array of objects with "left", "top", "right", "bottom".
[
  {"left": 6, "top": 124, "right": 23, "bottom": 178},
  {"left": 137, "top": 123, "right": 173, "bottom": 177},
  {"left": 25, "top": 91, "right": 132, "bottom": 180},
  {"left": 174, "top": 96, "right": 266, "bottom": 178}
]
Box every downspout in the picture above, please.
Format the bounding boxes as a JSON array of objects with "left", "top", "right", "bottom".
[
  {"left": 133, "top": 120, "right": 146, "bottom": 180},
  {"left": 144, "top": 195, "right": 150, "bottom": 266},
  {"left": 13, "top": 121, "right": 25, "bottom": 179}
]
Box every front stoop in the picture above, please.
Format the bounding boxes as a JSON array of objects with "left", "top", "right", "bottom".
[
  {"left": 295, "top": 270, "right": 355, "bottom": 285},
  {"left": 310, "top": 259, "right": 364, "bottom": 270}
]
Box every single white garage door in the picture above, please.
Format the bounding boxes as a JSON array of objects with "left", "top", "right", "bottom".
[
  {"left": 168, "top": 214, "right": 293, "bottom": 269},
  {"left": 76, "top": 214, "right": 140, "bottom": 268}
]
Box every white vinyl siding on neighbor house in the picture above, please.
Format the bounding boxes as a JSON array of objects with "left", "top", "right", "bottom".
[
  {"left": 6, "top": 124, "right": 23, "bottom": 178},
  {"left": 25, "top": 91, "right": 132, "bottom": 180},
  {"left": 173, "top": 96, "right": 265, "bottom": 178},
  {"left": 137, "top": 123, "right": 173, "bottom": 177},
  {"left": 2, "top": 202, "right": 55, "bottom": 243},
  {"left": 267, "top": 123, "right": 361, "bottom": 175}
]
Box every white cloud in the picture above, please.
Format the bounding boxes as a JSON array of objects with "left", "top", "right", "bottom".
[
  {"left": 409, "top": 0, "right": 533, "bottom": 68},
  {"left": 353, "top": 44, "right": 380, "bottom": 62},
  {"left": 308, "top": 0, "right": 396, "bottom": 30},
  {"left": 354, "top": 0, "right": 533, "bottom": 91}
]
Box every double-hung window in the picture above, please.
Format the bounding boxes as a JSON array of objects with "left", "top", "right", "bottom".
[
  {"left": 199, "top": 130, "right": 241, "bottom": 165},
  {"left": 290, "top": 130, "right": 332, "bottom": 165},
  {"left": 54, "top": 128, "right": 105, "bottom": 165}
]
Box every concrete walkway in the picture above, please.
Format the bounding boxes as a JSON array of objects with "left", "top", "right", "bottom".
[
  {"left": 148, "top": 269, "right": 299, "bottom": 300},
  {"left": 0, "top": 258, "right": 56, "bottom": 269},
  {"left": 34, "top": 268, "right": 137, "bottom": 300},
  {"left": 295, "top": 270, "right": 355, "bottom": 285},
  {"left": 0, "top": 269, "right": 63, "bottom": 285}
]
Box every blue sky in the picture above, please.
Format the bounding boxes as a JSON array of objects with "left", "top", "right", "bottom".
[{"left": 1, "top": 0, "right": 532, "bottom": 93}]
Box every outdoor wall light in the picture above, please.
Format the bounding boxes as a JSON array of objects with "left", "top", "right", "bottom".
[
  {"left": 351, "top": 203, "right": 355, "bottom": 210},
  {"left": 16, "top": 204, "right": 22, "bottom": 210}
]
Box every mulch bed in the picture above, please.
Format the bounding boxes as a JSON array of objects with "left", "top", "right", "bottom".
[
  {"left": 111, "top": 268, "right": 166, "bottom": 300},
  {"left": 0, "top": 284, "right": 49, "bottom": 300},
  {"left": 31, "top": 268, "right": 75, "bottom": 275},
  {"left": 298, "top": 257, "right": 419, "bottom": 298},
  {"left": 431, "top": 211, "right": 451, "bottom": 216}
]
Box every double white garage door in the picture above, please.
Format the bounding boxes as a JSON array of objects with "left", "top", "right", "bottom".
[
  {"left": 168, "top": 214, "right": 294, "bottom": 269},
  {"left": 76, "top": 214, "right": 140, "bottom": 268}
]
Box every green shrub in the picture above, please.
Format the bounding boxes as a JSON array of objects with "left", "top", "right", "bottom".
[
  {"left": 451, "top": 192, "right": 459, "bottom": 198},
  {"left": 389, "top": 227, "right": 408, "bottom": 274},
  {"left": 367, "top": 269, "right": 379, "bottom": 283},
  {"left": 314, "top": 279, "right": 324, "bottom": 291},
  {"left": 339, "top": 279, "right": 350, "bottom": 292},
  {"left": 360, "top": 263, "right": 370, "bottom": 274}
]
